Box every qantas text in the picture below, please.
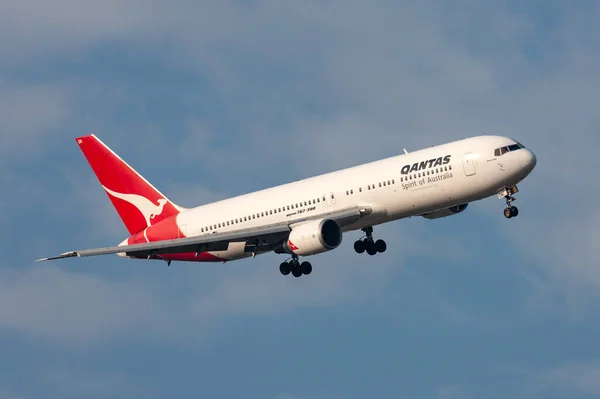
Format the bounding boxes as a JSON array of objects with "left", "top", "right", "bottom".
[{"left": 401, "top": 155, "right": 451, "bottom": 175}]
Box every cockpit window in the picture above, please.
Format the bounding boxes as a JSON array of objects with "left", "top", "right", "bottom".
[{"left": 494, "top": 143, "right": 525, "bottom": 157}]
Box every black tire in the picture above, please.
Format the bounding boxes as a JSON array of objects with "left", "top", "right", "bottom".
[
  {"left": 354, "top": 240, "right": 366, "bottom": 254},
  {"left": 301, "top": 261, "right": 312, "bottom": 275},
  {"left": 366, "top": 242, "right": 378, "bottom": 256},
  {"left": 279, "top": 262, "right": 291, "bottom": 275},
  {"left": 375, "top": 239, "right": 387, "bottom": 253},
  {"left": 504, "top": 207, "right": 513, "bottom": 219},
  {"left": 291, "top": 263, "right": 303, "bottom": 277},
  {"left": 511, "top": 206, "right": 519, "bottom": 217}
]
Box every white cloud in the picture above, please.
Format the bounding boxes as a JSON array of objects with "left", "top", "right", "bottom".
[
  {"left": 0, "top": 83, "right": 73, "bottom": 158},
  {"left": 0, "top": 265, "right": 158, "bottom": 346},
  {"left": 522, "top": 361, "right": 600, "bottom": 397},
  {"left": 40, "top": 368, "right": 135, "bottom": 398}
]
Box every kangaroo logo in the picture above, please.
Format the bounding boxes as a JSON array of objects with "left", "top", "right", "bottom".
[
  {"left": 103, "top": 186, "right": 168, "bottom": 227},
  {"left": 288, "top": 240, "right": 299, "bottom": 251}
]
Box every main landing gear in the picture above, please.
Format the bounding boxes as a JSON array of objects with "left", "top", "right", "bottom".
[
  {"left": 353, "top": 226, "right": 387, "bottom": 256},
  {"left": 279, "top": 256, "right": 312, "bottom": 278},
  {"left": 501, "top": 186, "right": 519, "bottom": 219}
]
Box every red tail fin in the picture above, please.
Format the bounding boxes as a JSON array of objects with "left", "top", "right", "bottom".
[{"left": 76, "top": 134, "right": 185, "bottom": 235}]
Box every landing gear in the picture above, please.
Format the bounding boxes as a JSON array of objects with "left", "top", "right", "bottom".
[
  {"left": 501, "top": 186, "right": 520, "bottom": 219},
  {"left": 354, "top": 227, "right": 387, "bottom": 256},
  {"left": 504, "top": 205, "right": 519, "bottom": 218},
  {"left": 279, "top": 262, "right": 291, "bottom": 275},
  {"left": 354, "top": 240, "right": 365, "bottom": 254},
  {"left": 279, "top": 256, "right": 312, "bottom": 277},
  {"left": 301, "top": 261, "right": 312, "bottom": 275}
]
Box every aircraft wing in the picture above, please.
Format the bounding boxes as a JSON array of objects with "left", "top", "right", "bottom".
[{"left": 37, "top": 206, "right": 371, "bottom": 261}]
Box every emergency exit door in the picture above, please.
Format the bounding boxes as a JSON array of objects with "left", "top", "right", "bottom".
[{"left": 462, "top": 153, "right": 476, "bottom": 176}]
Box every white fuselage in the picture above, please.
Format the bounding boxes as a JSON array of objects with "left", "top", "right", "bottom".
[{"left": 173, "top": 135, "right": 536, "bottom": 260}]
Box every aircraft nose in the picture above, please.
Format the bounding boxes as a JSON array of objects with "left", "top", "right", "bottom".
[{"left": 519, "top": 149, "right": 537, "bottom": 173}]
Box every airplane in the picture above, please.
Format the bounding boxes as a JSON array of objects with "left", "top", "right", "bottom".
[{"left": 38, "top": 134, "right": 537, "bottom": 277}]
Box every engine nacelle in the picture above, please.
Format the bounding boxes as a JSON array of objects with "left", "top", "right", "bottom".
[
  {"left": 422, "top": 203, "right": 469, "bottom": 220},
  {"left": 279, "top": 219, "right": 342, "bottom": 256}
]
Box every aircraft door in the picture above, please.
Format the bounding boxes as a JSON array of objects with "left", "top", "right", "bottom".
[{"left": 462, "top": 153, "right": 476, "bottom": 176}]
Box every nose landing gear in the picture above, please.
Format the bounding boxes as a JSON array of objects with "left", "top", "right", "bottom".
[
  {"left": 354, "top": 227, "right": 387, "bottom": 256},
  {"left": 500, "top": 186, "right": 519, "bottom": 219}
]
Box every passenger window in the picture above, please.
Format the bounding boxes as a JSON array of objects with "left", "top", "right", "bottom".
[
  {"left": 379, "top": 182, "right": 382, "bottom": 187},
  {"left": 359, "top": 187, "right": 362, "bottom": 192},
  {"left": 449, "top": 165, "right": 452, "bottom": 170},
  {"left": 351, "top": 189, "right": 354, "bottom": 194}
]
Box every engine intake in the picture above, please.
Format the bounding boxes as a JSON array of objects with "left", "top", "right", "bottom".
[{"left": 279, "top": 219, "right": 342, "bottom": 256}]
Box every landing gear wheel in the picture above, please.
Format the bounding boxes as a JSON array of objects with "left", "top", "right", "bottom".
[
  {"left": 354, "top": 240, "right": 366, "bottom": 254},
  {"left": 511, "top": 206, "right": 519, "bottom": 217},
  {"left": 504, "top": 207, "right": 513, "bottom": 218},
  {"left": 375, "top": 239, "right": 387, "bottom": 253},
  {"left": 291, "top": 261, "right": 303, "bottom": 277},
  {"left": 301, "top": 261, "right": 312, "bottom": 275},
  {"left": 279, "top": 262, "right": 291, "bottom": 275},
  {"left": 366, "top": 241, "right": 378, "bottom": 256},
  {"left": 291, "top": 267, "right": 303, "bottom": 278}
]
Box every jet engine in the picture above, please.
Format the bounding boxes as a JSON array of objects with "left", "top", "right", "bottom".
[
  {"left": 422, "top": 203, "right": 469, "bottom": 220},
  {"left": 277, "top": 219, "right": 343, "bottom": 256}
]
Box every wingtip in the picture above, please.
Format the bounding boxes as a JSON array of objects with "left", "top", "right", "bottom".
[{"left": 36, "top": 251, "right": 79, "bottom": 262}]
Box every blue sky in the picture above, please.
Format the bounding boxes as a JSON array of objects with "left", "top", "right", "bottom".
[{"left": 1, "top": 1, "right": 600, "bottom": 398}]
